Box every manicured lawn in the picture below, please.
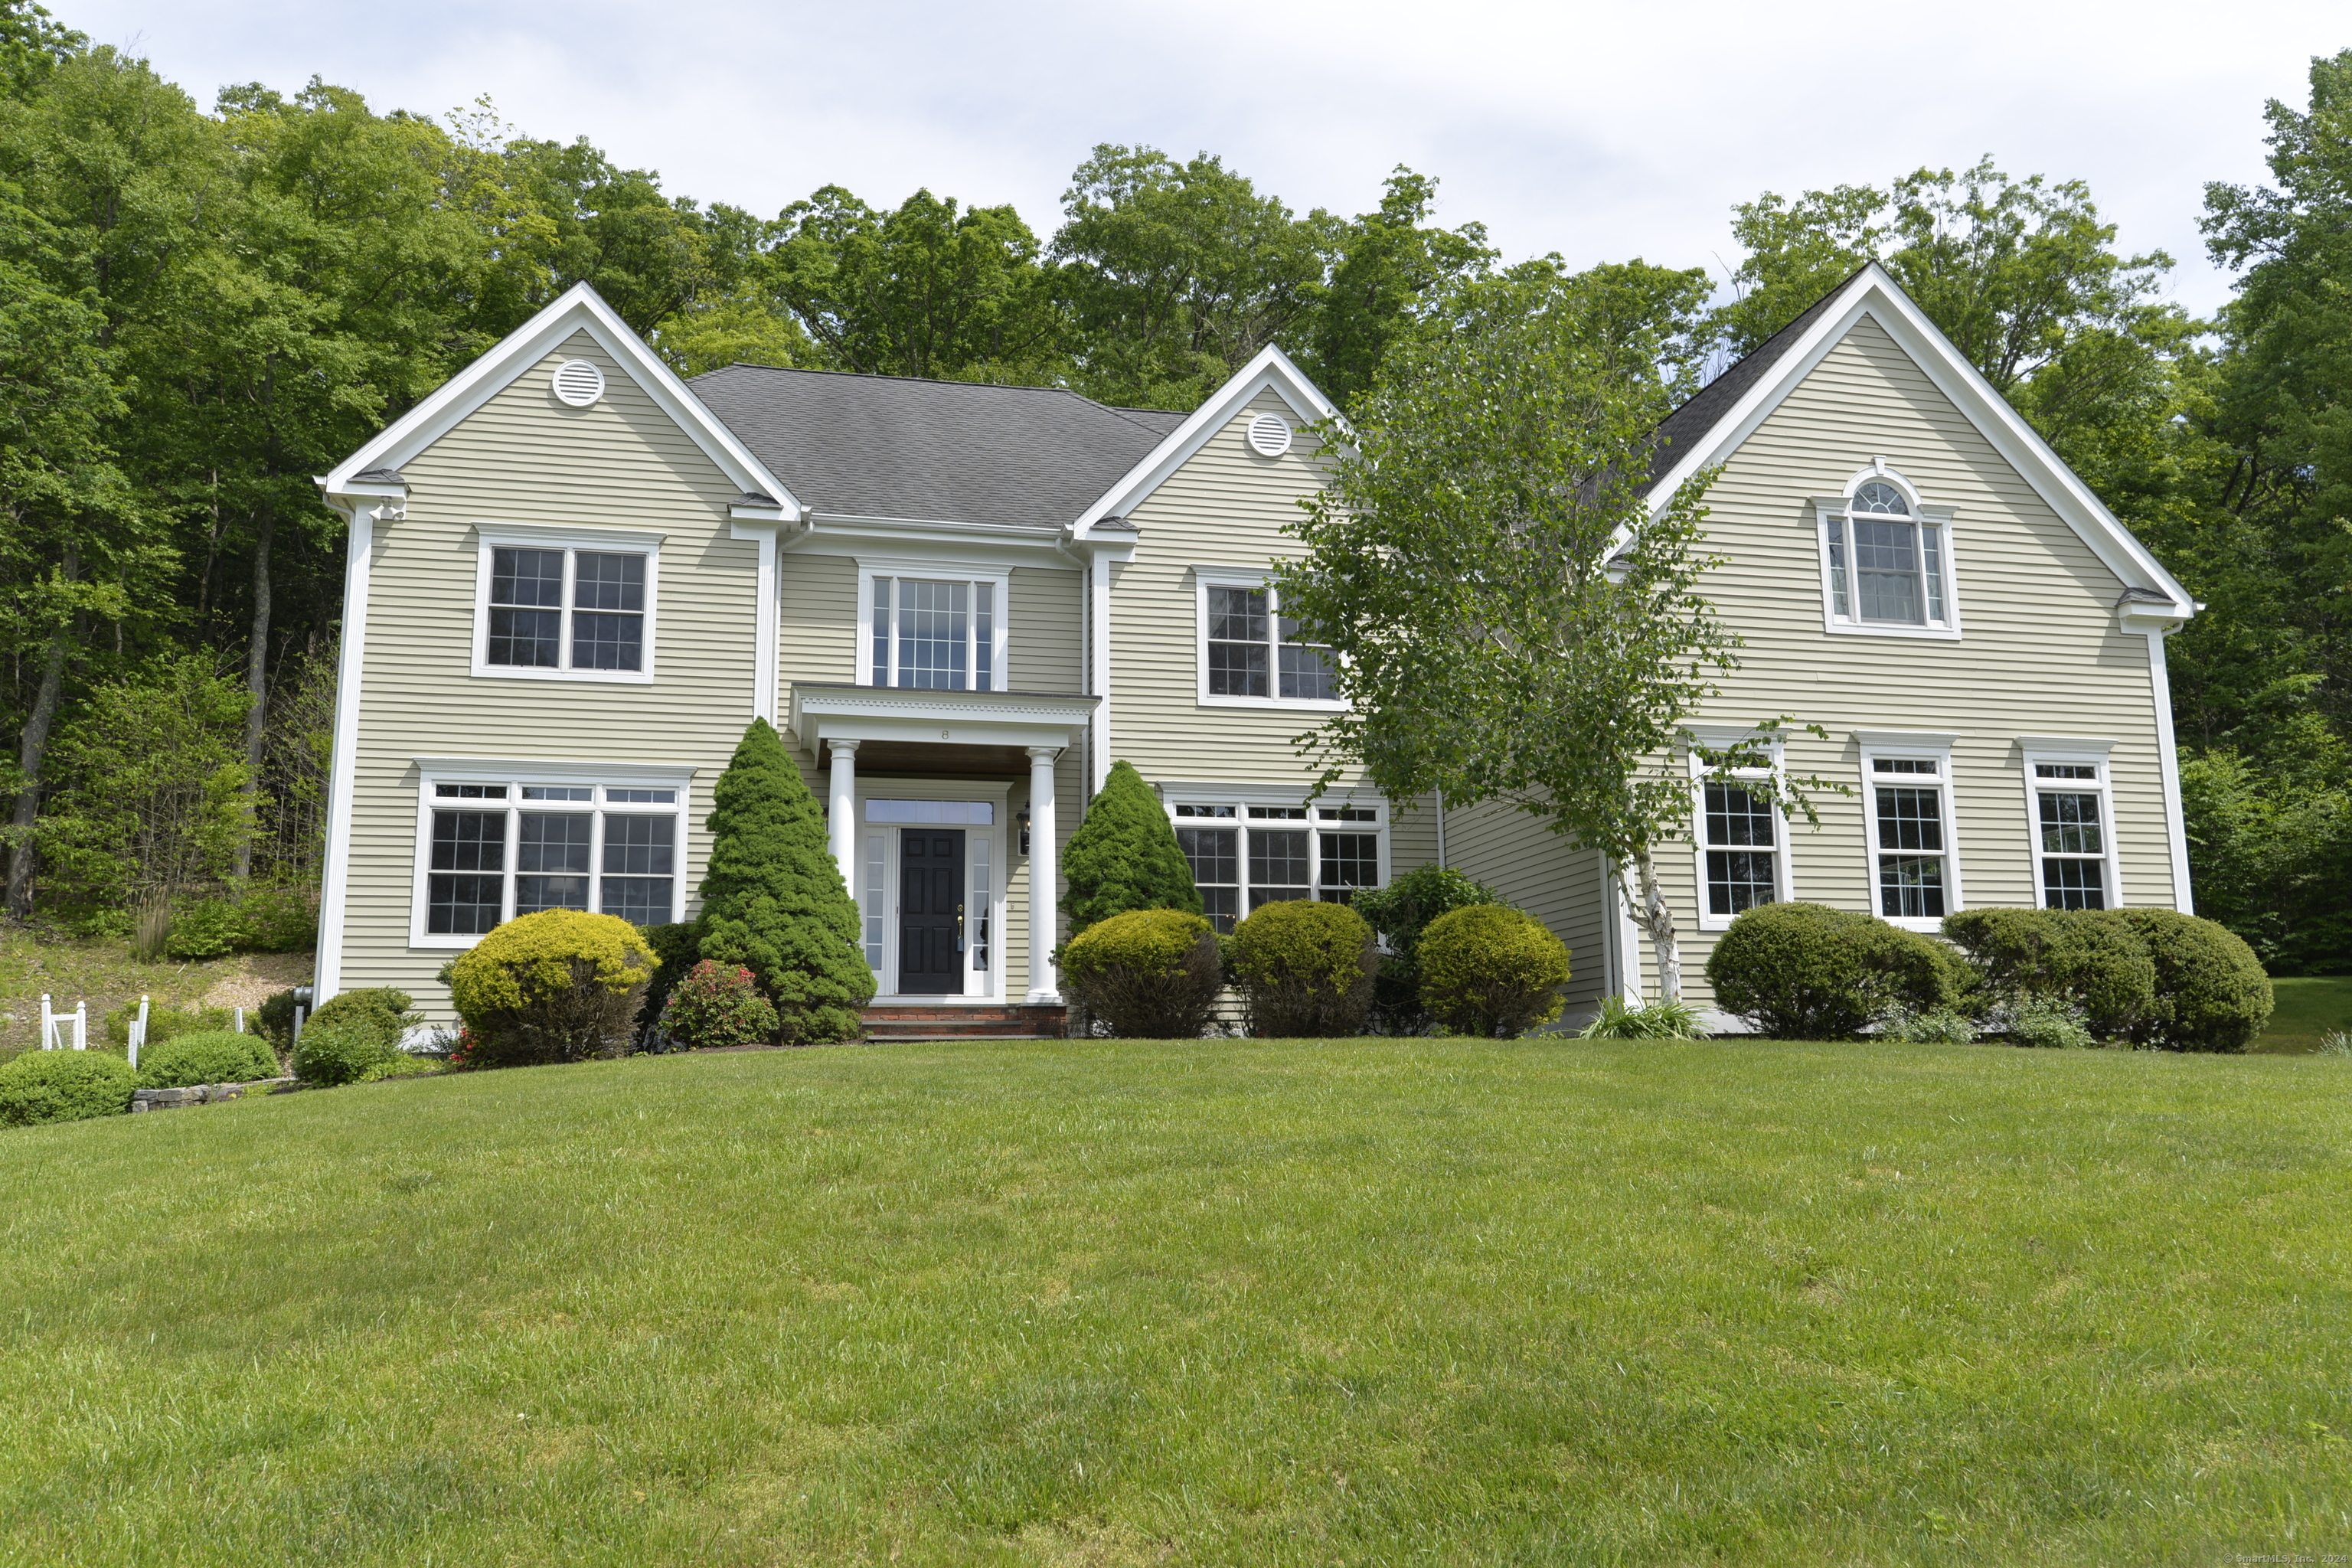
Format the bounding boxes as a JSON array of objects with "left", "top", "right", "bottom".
[
  {"left": 2, "top": 1038, "right": 2347, "bottom": 1565},
  {"left": 2256, "top": 975, "right": 2352, "bottom": 1054}
]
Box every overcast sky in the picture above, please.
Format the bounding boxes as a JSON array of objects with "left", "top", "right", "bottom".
[{"left": 55, "top": 0, "right": 2352, "bottom": 318}]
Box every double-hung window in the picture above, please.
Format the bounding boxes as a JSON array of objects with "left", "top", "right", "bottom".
[
  {"left": 1197, "top": 572, "right": 1339, "bottom": 706},
  {"left": 1857, "top": 737, "right": 1963, "bottom": 929},
  {"left": 1816, "top": 471, "right": 1958, "bottom": 639},
  {"left": 2020, "top": 743, "right": 2116, "bottom": 910},
  {"left": 1690, "top": 727, "right": 1790, "bottom": 927},
  {"left": 1169, "top": 795, "right": 1385, "bottom": 933},
  {"left": 473, "top": 529, "right": 661, "bottom": 681},
  {"left": 416, "top": 773, "right": 687, "bottom": 944},
  {"left": 861, "top": 567, "right": 1008, "bottom": 691}
]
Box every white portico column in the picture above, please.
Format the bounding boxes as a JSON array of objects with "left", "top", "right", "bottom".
[
  {"left": 1026, "top": 745, "right": 1062, "bottom": 1004},
  {"left": 827, "top": 739, "right": 859, "bottom": 892}
]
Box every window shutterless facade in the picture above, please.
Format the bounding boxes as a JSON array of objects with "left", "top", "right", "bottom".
[
  {"left": 858, "top": 563, "right": 1010, "bottom": 692},
  {"left": 1194, "top": 570, "right": 1341, "bottom": 707},
  {"left": 2019, "top": 740, "right": 2118, "bottom": 911},
  {"left": 471, "top": 528, "right": 662, "bottom": 683},
  {"left": 1166, "top": 792, "right": 1386, "bottom": 933},
  {"left": 411, "top": 768, "right": 690, "bottom": 946},
  {"left": 1814, "top": 469, "right": 1960, "bottom": 640},
  {"left": 1855, "top": 735, "right": 1964, "bottom": 931}
]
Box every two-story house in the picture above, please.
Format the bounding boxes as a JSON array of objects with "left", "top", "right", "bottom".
[{"left": 312, "top": 263, "right": 2196, "bottom": 1031}]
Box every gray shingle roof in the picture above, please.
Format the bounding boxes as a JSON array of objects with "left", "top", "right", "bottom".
[
  {"left": 1641, "top": 269, "right": 1863, "bottom": 495},
  {"left": 685, "top": 364, "right": 1189, "bottom": 531}
]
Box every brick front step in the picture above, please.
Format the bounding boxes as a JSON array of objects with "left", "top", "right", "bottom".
[{"left": 863, "top": 1004, "right": 1067, "bottom": 1040}]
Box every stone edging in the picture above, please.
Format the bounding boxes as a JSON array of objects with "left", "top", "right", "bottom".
[{"left": 129, "top": 1076, "right": 296, "bottom": 1112}]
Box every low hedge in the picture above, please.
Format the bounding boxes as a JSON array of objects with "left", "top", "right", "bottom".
[
  {"left": 1228, "top": 900, "right": 1376, "bottom": 1037},
  {"left": 105, "top": 1001, "right": 234, "bottom": 1050},
  {"left": 1419, "top": 905, "right": 1571, "bottom": 1037},
  {"left": 449, "top": 910, "right": 655, "bottom": 1067},
  {"left": 2108, "top": 907, "right": 2272, "bottom": 1052},
  {"left": 136, "top": 1031, "right": 278, "bottom": 1089},
  {"left": 1942, "top": 909, "right": 2156, "bottom": 1040},
  {"left": 0, "top": 1050, "right": 136, "bottom": 1125},
  {"left": 1060, "top": 908, "right": 1223, "bottom": 1038},
  {"left": 1705, "top": 903, "right": 1955, "bottom": 1039}
]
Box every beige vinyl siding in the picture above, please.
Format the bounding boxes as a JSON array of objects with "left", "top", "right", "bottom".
[
  {"left": 1444, "top": 801, "right": 1614, "bottom": 1012},
  {"left": 1010, "top": 567, "right": 1083, "bottom": 692},
  {"left": 779, "top": 550, "right": 857, "bottom": 691},
  {"left": 1648, "top": 313, "right": 2178, "bottom": 1011},
  {"left": 337, "top": 332, "right": 760, "bottom": 1019}
]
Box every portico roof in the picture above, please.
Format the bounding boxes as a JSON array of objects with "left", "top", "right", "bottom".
[{"left": 786, "top": 683, "right": 1098, "bottom": 761}]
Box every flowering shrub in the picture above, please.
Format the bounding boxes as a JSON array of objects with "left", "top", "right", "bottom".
[
  {"left": 659, "top": 960, "right": 781, "bottom": 1050},
  {"left": 444, "top": 1028, "right": 487, "bottom": 1071}
]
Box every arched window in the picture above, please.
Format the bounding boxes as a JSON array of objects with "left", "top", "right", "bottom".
[{"left": 1818, "top": 467, "right": 1956, "bottom": 635}]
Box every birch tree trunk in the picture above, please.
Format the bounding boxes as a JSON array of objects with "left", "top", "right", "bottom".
[{"left": 1628, "top": 841, "right": 1682, "bottom": 1004}]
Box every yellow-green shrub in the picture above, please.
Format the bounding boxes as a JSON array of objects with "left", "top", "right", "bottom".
[
  {"left": 1418, "top": 904, "right": 1571, "bottom": 1037},
  {"left": 1060, "top": 908, "right": 1222, "bottom": 1038},
  {"left": 1227, "top": 900, "right": 1376, "bottom": 1037},
  {"left": 449, "top": 910, "right": 656, "bottom": 1067}
]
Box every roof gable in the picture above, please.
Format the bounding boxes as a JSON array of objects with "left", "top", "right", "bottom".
[
  {"left": 320, "top": 283, "right": 800, "bottom": 517},
  {"left": 1644, "top": 264, "right": 2194, "bottom": 623}
]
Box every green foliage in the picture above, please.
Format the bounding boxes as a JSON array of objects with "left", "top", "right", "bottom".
[
  {"left": 1351, "top": 865, "right": 1503, "bottom": 1032},
  {"left": 1878, "top": 1005, "right": 1978, "bottom": 1046},
  {"left": 291, "top": 1015, "right": 402, "bottom": 1086},
  {"left": 238, "top": 884, "right": 318, "bottom": 952},
  {"left": 135, "top": 1029, "right": 276, "bottom": 1088},
  {"left": 0, "top": 1047, "right": 133, "bottom": 1125},
  {"left": 255, "top": 988, "right": 298, "bottom": 1050},
  {"left": 1577, "top": 994, "right": 1704, "bottom": 1040},
  {"left": 1305, "top": 169, "right": 1495, "bottom": 411},
  {"left": 1419, "top": 903, "right": 1572, "bottom": 1037},
  {"left": 1705, "top": 903, "right": 1955, "bottom": 1040},
  {"left": 104, "top": 1000, "right": 230, "bottom": 1048},
  {"left": 1228, "top": 900, "right": 1377, "bottom": 1037},
  {"left": 2005, "top": 995, "right": 2097, "bottom": 1050},
  {"left": 308, "top": 987, "right": 414, "bottom": 1037},
  {"left": 694, "top": 720, "right": 873, "bottom": 1043},
  {"left": 448, "top": 910, "right": 655, "bottom": 1067},
  {"left": 1060, "top": 908, "right": 1223, "bottom": 1039},
  {"left": 635, "top": 920, "right": 704, "bottom": 1036},
  {"left": 1941, "top": 909, "right": 2158, "bottom": 1042},
  {"left": 1060, "top": 760, "right": 1201, "bottom": 939},
  {"left": 162, "top": 897, "right": 243, "bottom": 959},
  {"left": 2107, "top": 907, "right": 2274, "bottom": 1053},
  {"left": 658, "top": 959, "right": 779, "bottom": 1051}
]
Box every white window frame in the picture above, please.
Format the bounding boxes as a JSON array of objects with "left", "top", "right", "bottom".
[
  {"left": 470, "top": 524, "right": 663, "bottom": 684},
  {"left": 1687, "top": 727, "right": 1793, "bottom": 932},
  {"left": 1813, "top": 463, "right": 1962, "bottom": 642},
  {"left": 1856, "top": 732, "right": 1965, "bottom": 933},
  {"left": 2019, "top": 737, "right": 2121, "bottom": 912},
  {"left": 849, "top": 786, "right": 1012, "bottom": 1001},
  {"left": 856, "top": 555, "right": 1011, "bottom": 693},
  {"left": 1161, "top": 782, "right": 1388, "bottom": 931},
  {"left": 1192, "top": 567, "right": 1344, "bottom": 711},
  {"left": 409, "top": 760, "right": 694, "bottom": 949}
]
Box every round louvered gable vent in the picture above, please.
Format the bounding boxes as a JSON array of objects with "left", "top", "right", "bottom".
[
  {"left": 1246, "top": 412, "right": 1292, "bottom": 457},
  {"left": 552, "top": 359, "right": 606, "bottom": 407}
]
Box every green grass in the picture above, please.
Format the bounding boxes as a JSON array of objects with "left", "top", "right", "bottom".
[
  {"left": 2256, "top": 975, "right": 2352, "bottom": 1054},
  {"left": 2, "top": 1039, "right": 2348, "bottom": 1565}
]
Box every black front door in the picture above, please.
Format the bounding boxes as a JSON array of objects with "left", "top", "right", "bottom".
[{"left": 897, "top": 828, "right": 966, "bottom": 995}]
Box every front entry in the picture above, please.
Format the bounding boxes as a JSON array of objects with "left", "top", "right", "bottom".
[{"left": 897, "top": 828, "right": 966, "bottom": 995}]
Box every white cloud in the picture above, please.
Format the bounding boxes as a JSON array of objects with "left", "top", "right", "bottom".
[{"left": 62, "top": 0, "right": 2352, "bottom": 314}]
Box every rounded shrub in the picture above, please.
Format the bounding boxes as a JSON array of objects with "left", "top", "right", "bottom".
[
  {"left": 449, "top": 910, "right": 656, "bottom": 1067},
  {"left": 1941, "top": 909, "right": 2155, "bottom": 1040},
  {"left": 1351, "top": 867, "right": 1503, "bottom": 1034},
  {"left": 163, "top": 898, "right": 244, "bottom": 960},
  {"left": 2107, "top": 907, "right": 2273, "bottom": 1052},
  {"left": 1419, "top": 904, "right": 1572, "bottom": 1037},
  {"left": 1228, "top": 900, "right": 1377, "bottom": 1037},
  {"left": 309, "top": 987, "right": 416, "bottom": 1036},
  {"left": 1060, "top": 909, "right": 1223, "bottom": 1038},
  {"left": 136, "top": 1030, "right": 278, "bottom": 1089},
  {"left": 292, "top": 1016, "right": 404, "bottom": 1086},
  {"left": 0, "top": 1050, "right": 136, "bottom": 1125},
  {"left": 1706, "top": 902, "right": 1955, "bottom": 1039},
  {"left": 659, "top": 960, "right": 782, "bottom": 1049}
]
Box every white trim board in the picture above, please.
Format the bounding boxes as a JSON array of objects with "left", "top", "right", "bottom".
[
  {"left": 1645, "top": 264, "right": 2194, "bottom": 626},
  {"left": 319, "top": 283, "right": 801, "bottom": 519}
]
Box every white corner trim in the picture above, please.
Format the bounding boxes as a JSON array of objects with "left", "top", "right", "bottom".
[
  {"left": 314, "top": 502, "right": 381, "bottom": 1003},
  {"left": 731, "top": 522, "right": 779, "bottom": 723},
  {"left": 2145, "top": 631, "right": 2195, "bottom": 913},
  {"left": 1089, "top": 549, "right": 1112, "bottom": 796},
  {"left": 320, "top": 282, "right": 802, "bottom": 520},
  {"left": 1073, "top": 343, "right": 1340, "bottom": 537},
  {"left": 1647, "top": 264, "right": 2194, "bottom": 624}
]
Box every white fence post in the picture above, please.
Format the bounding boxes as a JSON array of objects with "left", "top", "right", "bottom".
[
  {"left": 234, "top": 1005, "right": 245, "bottom": 1034},
  {"left": 292, "top": 1004, "right": 305, "bottom": 1048},
  {"left": 73, "top": 1001, "right": 87, "bottom": 1050},
  {"left": 130, "top": 995, "right": 150, "bottom": 1070},
  {"left": 39, "top": 994, "right": 54, "bottom": 1050}
]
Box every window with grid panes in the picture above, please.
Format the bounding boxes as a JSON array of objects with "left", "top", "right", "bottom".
[
  {"left": 2034, "top": 762, "right": 2109, "bottom": 910},
  {"left": 1822, "top": 478, "right": 1953, "bottom": 632},
  {"left": 867, "top": 576, "right": 997, "bottom": 691},
  {"left": 485, "top": 547, "right": 646, "bottom": 671},
  {"left": 1203, "top": 583, "right": 1335, "bottom": 701},
  {"left": 1702, "top": 782, "right": 1779, "bottom": 916},
  {"left": 1172, "top": 798, "right": 1384, "bottom": 931},
  {"left": 422, "top": 781, "right": 680, "bottom": 936},
  {"left": 1870, "top": 758, "right": 1949, "bottom": 919}
]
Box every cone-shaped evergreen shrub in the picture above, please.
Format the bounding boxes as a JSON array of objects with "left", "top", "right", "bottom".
[
  {"left": 1060, "top": 760, "right": 1201, "bottom": 939},
  {"left": 696, "top": 718, "right": 874, "bottom": 1043}
]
